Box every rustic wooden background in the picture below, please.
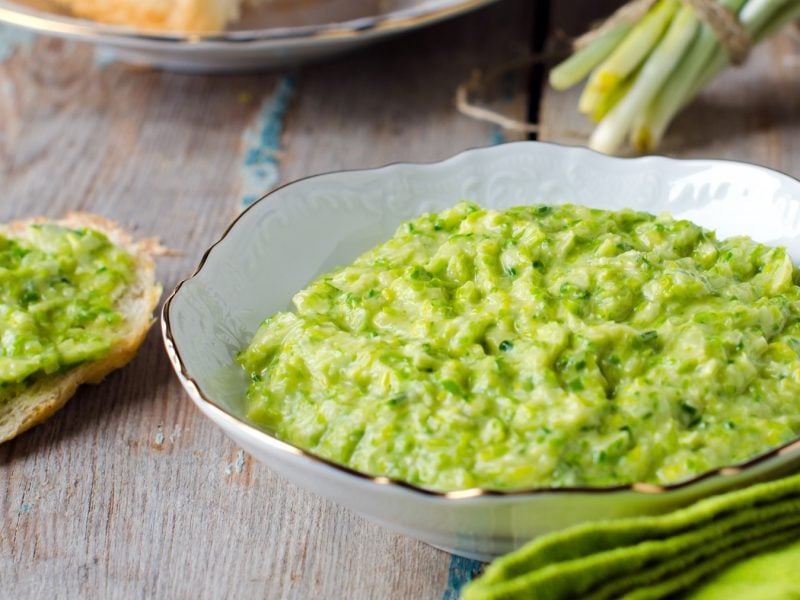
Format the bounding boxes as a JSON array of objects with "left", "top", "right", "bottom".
[{"left": 0, "top": 0, "right": 797, "bottom": 598}]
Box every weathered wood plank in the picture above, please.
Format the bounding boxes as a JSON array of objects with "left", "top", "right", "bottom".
[
  {"left": 539, "top": 2, "right": 800, "bottom": 174},
  {"left": 280, "top": 0, "right": 534, "bottom": 182},
  {"left": 0, "top": 1, "right": 534, "bottom": 598}
]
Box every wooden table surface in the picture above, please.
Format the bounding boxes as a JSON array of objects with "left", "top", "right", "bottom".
[{"left": 0, "top": 1, "right": 797, "bottom": 598}]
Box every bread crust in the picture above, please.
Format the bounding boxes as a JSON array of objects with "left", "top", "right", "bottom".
[
  {"left": 50, "top": 0, "right": 243, "bottom": 32},
  {"left": 0, "top": 213, "right": 162, "bottom": 443}
]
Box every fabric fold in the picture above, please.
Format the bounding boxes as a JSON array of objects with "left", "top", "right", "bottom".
[{"left": 463, "top": 472, "right": 800, "bottom": 600}]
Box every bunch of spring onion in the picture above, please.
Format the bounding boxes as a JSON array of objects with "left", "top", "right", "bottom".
[{"left": 549, "top": 0, "right": 800, "bottom": 154}]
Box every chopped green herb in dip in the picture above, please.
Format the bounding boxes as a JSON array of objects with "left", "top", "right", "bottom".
[
  {"left": 239, "top": 202, "right": 800, "bottom": 491},
  {"left": 0, "top": 224, "right": 135, "bottom": 402}
]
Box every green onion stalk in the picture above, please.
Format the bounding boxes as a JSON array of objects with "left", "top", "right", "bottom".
[{"left": 549, "top": 0, "right": 800, "bottom": 155}]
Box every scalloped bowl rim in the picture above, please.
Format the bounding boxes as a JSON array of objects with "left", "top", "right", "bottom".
[{"left": 162, "top": 141, "right": 800, "bottom": 504}]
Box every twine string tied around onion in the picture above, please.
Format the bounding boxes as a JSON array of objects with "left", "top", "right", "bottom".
[{"left": 456, "top": 0, "right": 754, "bottom": 134}]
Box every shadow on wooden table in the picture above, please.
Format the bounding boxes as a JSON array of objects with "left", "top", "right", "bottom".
[
  {"left": 661, "top": 92, "right": 800, "bottom": 157},
  {"left": 0, "top": 327, "right": 173, "bottom": 464}
]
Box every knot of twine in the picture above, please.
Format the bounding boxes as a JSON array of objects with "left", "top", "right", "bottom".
[
  {"left": 456, "top": 0, "right": 753, "bottom": 134},
  {"left": 581, "top": 0, "right": 751, "bottom": 65}
]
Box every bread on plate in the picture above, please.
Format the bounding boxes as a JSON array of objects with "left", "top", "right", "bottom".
[{"left": 51, "top": 0, "right": 270, "bottom": 32}]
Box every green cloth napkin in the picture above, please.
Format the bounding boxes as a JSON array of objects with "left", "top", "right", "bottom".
[
  {"left": 687, "top": 537, "right": 800, "bottom": 599},
  {"left": 462, "top": 472, "right": 800, "bottom": 600}
]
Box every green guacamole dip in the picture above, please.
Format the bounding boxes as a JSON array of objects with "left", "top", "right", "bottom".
[
  {"left": 0, "top": 224, "right": 135, "bottom": 402},
  {"left": 240, "top": 202, "right": 800, "bottom": 491}
]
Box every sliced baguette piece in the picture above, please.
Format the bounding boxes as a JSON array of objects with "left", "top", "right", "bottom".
[
  {"left": 50, "top": 0, "right": 265, "bottom": 33},
  {"left": 0, "top": 213, "right": 162, "bottom": 444}
]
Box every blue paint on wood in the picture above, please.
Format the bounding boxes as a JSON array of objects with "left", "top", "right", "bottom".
[
  {"left": 94, "top": 46, "right": 118, "bottom": 68},
  {"left": 490, "top": 126, "right": 506, "bottom": 146},
  {"left": 234, "top": 449, "right": 246, "bottom": 473},
  {"left": 0, "top": 24, "right": 34, "bottom": 63},
  {"left": 442, "top": 554, "right": 484, "bottom": 600},
  {"left": 240, "top": 74, "right": 297, "bottom": 208}
]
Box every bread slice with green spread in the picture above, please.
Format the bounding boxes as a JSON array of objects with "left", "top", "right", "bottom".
[
  {"left": 51, "top": 0, "right": 270, "bottom": 33},
  {"left": 0, "top": 213, "right": 162, "bottom": 444}
]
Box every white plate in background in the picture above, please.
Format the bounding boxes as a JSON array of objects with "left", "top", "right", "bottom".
[{"left": 0, "top": 0, "right": 500, "bottom": 72}]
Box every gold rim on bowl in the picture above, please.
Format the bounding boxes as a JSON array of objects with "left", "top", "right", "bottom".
[{"left": 161, "top": 141, "right": 800, "bottom": 500}]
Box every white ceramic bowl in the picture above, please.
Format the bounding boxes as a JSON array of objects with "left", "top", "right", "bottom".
[
  {"left": 163, "top": 142, "right": 800, "bottom": 559},
  {"left": 0, "top": 0, "right": 499, "bottom": 72}
]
